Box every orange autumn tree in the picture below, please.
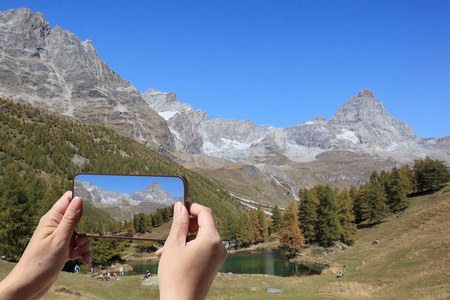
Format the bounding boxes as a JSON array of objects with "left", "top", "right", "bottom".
[
  {"left": 249, "top": 209, "right": 262, "bottom": 243},
  {"left": 278, "top": 200, "right": 306, "bottom": 257}
]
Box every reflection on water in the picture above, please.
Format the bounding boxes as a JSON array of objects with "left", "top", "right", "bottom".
[
  {"left": 219, "top": 249, "right": 321, "bottom": 277},
  {"left": 127, "top": 249, "right": 322, "bottom": 277}
]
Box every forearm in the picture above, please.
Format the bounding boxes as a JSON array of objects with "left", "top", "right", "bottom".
[{"left": 0, "top": 270, "right": 38, "bottom": 300}]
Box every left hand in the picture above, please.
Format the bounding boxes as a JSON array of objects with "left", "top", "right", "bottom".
[{"left": 0, "top": 191, "right": 92, "bottom": 299}]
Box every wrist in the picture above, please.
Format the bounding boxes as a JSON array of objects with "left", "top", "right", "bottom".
[{"left": 0, "top": 273, "right": 30, "bottom": 300}]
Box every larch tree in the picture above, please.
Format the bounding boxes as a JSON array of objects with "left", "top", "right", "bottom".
[
  {"left": 386, "top": 167, "right": 409, "bottom": 212},
  {"left": 257, "top": 208, "right": 269, "bottom": 241},
  {"left": 278, "top": 201, "right": 305, "bottom": 257},
  {"left": 363, "top": 171, "right": 389, "bottom": 223},
  {"left": 249, "top": 209, "right": 262, "bottom": 243},
  {"left": 235, "top": 212, "right": 253, "bottom": 248},
  {"left": 315, "top": 185, "right": 341, "bottom": 247},
  {"left": 271, "top": 204, "right": 282, "bottom": 233},
  {"left": 337, "top": 188, "right": 357, "bottom": 245},
  {"left": 298, "top": 188, "right": 318, "bottom": 244}
]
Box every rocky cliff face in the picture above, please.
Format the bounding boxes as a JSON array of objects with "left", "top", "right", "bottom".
[
  {"left": 147, "top": 87, "right": 440, "bottom": 164},
  {"left": 143, "top": 89, "right": 209, "bottom": 154},
  {"left": 0, "top": 8, "right": 174, "bottom": 152}
]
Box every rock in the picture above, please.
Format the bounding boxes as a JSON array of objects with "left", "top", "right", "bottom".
[{"left": 0, "top": 8, "right": 174, "bottom": 152}]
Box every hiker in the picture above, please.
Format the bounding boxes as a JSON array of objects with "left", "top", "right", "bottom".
[{"left": 0, "top": 193, "right": 226, "bottom": 300}]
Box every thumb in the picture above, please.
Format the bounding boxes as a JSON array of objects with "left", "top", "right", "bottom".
[
  {"left": 55, "top": 197, "right": 83, "bottom": 241},
  {"left": 165, "top": 202, "right": 189, "bottom": 246}
]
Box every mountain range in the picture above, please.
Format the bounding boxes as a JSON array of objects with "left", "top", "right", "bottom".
[{"left": 1, "top": 8, "right": 449, "bottom": 207}]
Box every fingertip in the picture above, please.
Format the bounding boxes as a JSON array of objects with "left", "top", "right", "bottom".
[
  {"left": 155, "top": 248, "right": 163, "bottom": 258},
  {"left": 82, "top": 251, "right": 92, "bottom": 265}
]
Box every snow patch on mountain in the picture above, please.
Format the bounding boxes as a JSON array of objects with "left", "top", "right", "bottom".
[
  {"left": 160, "top": 111, "right": 179, "bottom": 121},
  {"left": 337, "top": 129, "right": 359, "bottom": 144}
]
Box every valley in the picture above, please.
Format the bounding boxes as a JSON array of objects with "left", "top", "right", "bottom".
[
  {"left": 0, "top": 7, "right": 449, "bottom": 300},
  {"left": 1, "top": 184, "right": 447, "bottom": 299}
]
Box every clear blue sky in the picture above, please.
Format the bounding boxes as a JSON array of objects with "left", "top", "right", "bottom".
[
  {"left": 1, "top": 1, "right": 449, "bottom": 138},
  {"left": 75, "top": 174, "right": 185, "bottom": 197}
]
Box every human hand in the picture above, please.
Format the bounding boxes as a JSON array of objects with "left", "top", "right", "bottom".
[
  {"left": 156, "top": 202, "right": 227, "bottom": 300},
  {"left": 0, "top": 191, "right": 92, "bottom": 299}
]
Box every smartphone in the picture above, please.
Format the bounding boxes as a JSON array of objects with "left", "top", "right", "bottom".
[{"left": 72, "top": 173, "right": 188, "bottom": 241}]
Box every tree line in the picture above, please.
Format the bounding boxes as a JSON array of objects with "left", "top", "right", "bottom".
[{"left": 218, "top": 158, "right": 449, "bottom": 257}]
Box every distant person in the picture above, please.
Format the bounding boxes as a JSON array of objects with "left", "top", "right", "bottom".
[
  {"left": 119, "top": 266, "right": 124, "bottom": 276},
  {"left": 90, "top": 266, "right": 94, "bottom": 277},
  {"left": 74, "top": 264, "right": 80, "bottom": 275},
  {"left": 0, "top": 192, "right": 226, "bottom": 299}
]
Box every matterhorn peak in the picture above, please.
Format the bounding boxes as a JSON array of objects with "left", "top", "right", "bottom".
[{"left": 357, "top": 89, "right": 375, "bottom": 98}]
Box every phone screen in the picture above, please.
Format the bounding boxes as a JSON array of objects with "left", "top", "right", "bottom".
[{"left": 72, "top": 173, "right": 188, "bottom": 241}]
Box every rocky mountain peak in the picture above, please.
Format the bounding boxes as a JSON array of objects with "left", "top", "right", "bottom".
[
  {"left": 0, "top": 8, "right": 50, "bottom": 58},
  {"left": 329, "top": 90, "right": 419, "bottom": 149},
  {"left": 357, "top": 89, "right": 375, "bottom": 98},
  {"left": 0, "top": 8, "right": 175, "bottom": 152}
]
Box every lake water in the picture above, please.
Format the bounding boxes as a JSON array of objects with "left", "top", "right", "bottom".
[{"left": 127, "top": 249, "right": 322, "bottom": 277}]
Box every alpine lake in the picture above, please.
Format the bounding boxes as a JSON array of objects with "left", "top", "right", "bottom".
[{"left": 127, "top": 249, "right": 323, "bottom": 277}]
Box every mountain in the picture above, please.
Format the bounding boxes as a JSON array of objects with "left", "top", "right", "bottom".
[
  {"left": 146, "top": 88, "right": 449, "bottom": 203},
  {"left": 0, "top": 8, "right": 174, "bottom": 153},
  {"left": 1, "top": 8, "right": 448, "bottom": 208},
  {"left": 146, "top": 87, "right": 445, "bottom": 164}
]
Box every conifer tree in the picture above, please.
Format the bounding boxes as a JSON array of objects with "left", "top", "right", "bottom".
[
  {"left": 298, "top": 188, "right": 318, "bottom": 244},
  {"left": 0, "top": 165, "right": 34, "bottom": 261},
  {"left": 363, "top": 171, "right": 389, "bottom": 223},
  {"left": 316, "top": 185, "right": 341, "bottom": 246},
  {"left": 126, "top": 218, "right": 136, "bottom": 237},
  {"left": 257, "top": 208, "right": 268, "bottom": 241},
  {"left": 146, "top": 214, "right": 153, "bottom": 233},
  {"left": 414, "top": 157, "right": 450, "bottom": 192},
  {"left": 400, "top": 164, "right": 415, "bottom": 193},
  {"left": 353, "top": 185, "right": 368, "bottom": 224},
  {"left": 235, "top": 212, "right": 253, "bottom": 248},
  {"left": 271, "top": 204, "right": 282, "bottom": 233},
  {"left": 337, "top": 188, "right": 357, "bottom": 245},
  {"left": 279, "top": 201, "right": 305, "bottom": 257},
  {"left": 152, "top": 211, "right": 163, "bottom": 227},
  {"left": 217, "top": 215, "right": 236, "bottom": 242},
  {"left": 116, "top": 221, "right": 123, "bottom": 233},
  {"left": 386, "top": 167, "right": 409, "bottom": 211},
  {"left": 249, "top": 209, "right": 262, "bottom": 243}
]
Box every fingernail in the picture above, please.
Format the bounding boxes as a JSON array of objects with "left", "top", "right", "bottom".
[
  {"left": 174, "top": 202, "right": 183, "bottom": 217},
  {"left": 68, "top": 197, "right": 81, "bottom": 213}
]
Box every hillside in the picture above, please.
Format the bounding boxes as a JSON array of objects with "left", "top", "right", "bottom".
[
  {"left": 311, "top": 184, "right": 450, "bottom": 299},
  {"left": 1, "top": 184, "right": 447, "bottom": 299},
  {"left": 0, "top": 97, "right": 241, "bottom": 237}
]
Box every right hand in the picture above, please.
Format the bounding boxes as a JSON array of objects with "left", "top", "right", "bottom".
[{"left": 156, "top": 202, "right": 227, "bottom": 300}]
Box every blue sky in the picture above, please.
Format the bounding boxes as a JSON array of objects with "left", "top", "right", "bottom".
[
  {"left": 75, "top": 174, "right": 185, "bottom": 197},
  {"left": 1, "top": 1, "right": 449, "bottom": 138}
]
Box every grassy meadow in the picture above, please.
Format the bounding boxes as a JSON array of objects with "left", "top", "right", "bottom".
[{"left": 1, "top": 185, "right": 449, "bottom": 299}]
